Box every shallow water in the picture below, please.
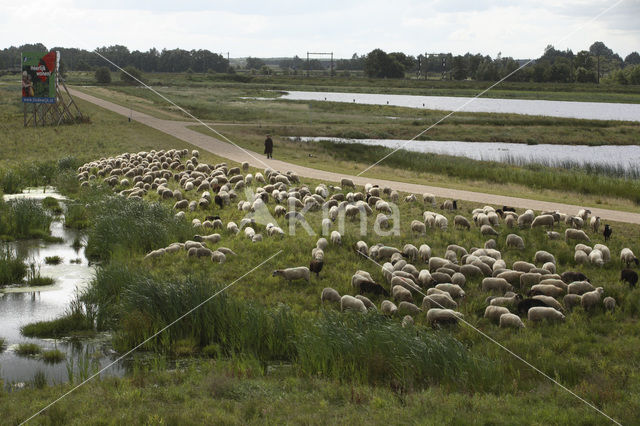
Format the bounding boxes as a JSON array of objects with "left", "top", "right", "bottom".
[
  {"left": 279, "top": 90, "right": 640, "bottom": 122},
  {"left": 0, "top": 193, "right": 125, "bottom": 388},
  {"left": 293, "top": 137, "right": 640, "bottom": 173}
]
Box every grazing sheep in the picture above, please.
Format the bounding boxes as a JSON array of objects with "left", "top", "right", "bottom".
[
  {"left": 454, "top": 215, "right": 471, "bottom": 230},
  {"left": 505, "top": 216, "right": 517, "bottom": 228},
  {"left": 272, "top": 267, "right": 311, "bottom": 283},
  {"left": 144, "top": 248, "right": 166, "bottom": 260},
  {"left": 581, "top": 287, "right": 604, "bottom": 310},
  {"left": 593, "top": 244, "right": 611, "bottom": 263},
  {"left": 590, "top": 216, "right": 601, "bottom": 233},
  {"left": 381, "top": 300, "right": 398, "bottom": 316},
  {"left": 340, "top": 295, "right": 367, "bottom": 313},
  {"left": 539, "top": 278, "right": 567, "bottom": 291},
  {"left": 529, "top": 284, "right": 564, "bottom": 298},
  {"left": 517, "top": 210, "right": 535, "bottom": 228},
  {"left": 565, "top": 228, "right": 590, "bottom": 243},
  {"left": 418, "top": 244, "right": 432, "bottom": 263},
  {"left": 422, "top": 293, "right": 458, "bottom": 310},
  {"left": 484, "top": 305, "right": 510, "bottom": 323},
  {"left": 309, "top": 258, "right": 323, "bottom": 278},
  {"left": 402, "top": 315, "right": 414, "bottom": 327},
  {"left": 532, "top": 295, "right": 563, "bottom": 312},
  {"left": 426, "top": 308, "right": 463, "bottom": 326},
  {"left": 528, "top": 306, "right": 565, "bottom": 322},
  {"left": 482, "top": 277, "right": 513, "bottom": 293},
  {"left": 505, "top": 234, "right": 525, "bottom": 249},
  {"left": 499, "top": 313, "right": 525, "bottom": 329},
  {"left": 588, "top": 249, "right": 604, "bottom": 267},
  {"left": 513, "top": 261, "right": 535, "bottom": 273},
  {"left": 410, "top": 219, "right": 427, "bottom": 234},
  {"left": 574, "top": 250, "right": 589, "bottom": 264},
  {"left": 621, "top": 269, "right": 638, "bottom": 288},
  {"left": 603, "top": 224, "right": 612, "bottom": 242},
  {"left": 542, "top": 262, "right": 556, "bottom": 274},
  {"left": 620, "top": 248, "right": 639, "bottom": 268},
  {"left": 568, "top": 281, "right": 595, "bottom": 295},
  {"left": 490, "top": 294, "right": 522, "bottom": 308},
  {"left": 435, "top": 283, "right": 465, "bottom": 299},
  {"left": 318, "top": 282, "right": 340, "bottom": 301},
  {"left": 531, "top": 214, "right": 555, "bottom": 229},
  {"left": 481, "top": 224, "right": 499, "bottom": 236},
  {"left": 534, "top": 250, "right": 555, "bottom": 265},
  {"left": 317, "top": 238, "right": 329, "bottom": 250},
  {"left": 517, "top": 298, "right": 553, "bottom": 315},
  {"left": 561, "top": 271, "right": 590, "bottom": 284},
  {"left": 392, "top": 285, "right": 414, "bottom": 303},
  {"left": 423, "top": 193, "right": 436, "bottom": 205},
  {"left": 358, "top": 281, "right": 390, "bottom": 297},
  {"left": 603, "top": 296, "right": 616, "bottom": 313},
  {"left": 356, "top": 295, "right": 376, "bottom": 311},
  {"left": 547, "top": 231, "right": 561, "bottom": 240},
  {"left": 563, "top": 294, "right": 582, "bottom": 311},
  {"left": 398, "top": 301, "right": 422, "bottom": 316}
]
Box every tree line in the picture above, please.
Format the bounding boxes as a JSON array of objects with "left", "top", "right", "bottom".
[{"left": 1, "top": 41, "right": 639, "bottom": 84}]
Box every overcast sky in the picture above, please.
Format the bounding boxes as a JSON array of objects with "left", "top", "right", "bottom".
[{"left": 1, "top": 0, "right": 638, "bottom": 59}]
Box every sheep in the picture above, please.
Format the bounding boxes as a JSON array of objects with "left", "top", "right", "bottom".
[
  {"left": 426, "top": 308, "right": 463, "bottom": 326},
  {"left": 431, "top": 271, "right": 452, "bottom": 284},
  {"left": 454, "top": 215, "right": 471, "bottom": 230},
  {"left": 529, "top": 284, "right": 564, "bottom": 298},
  {"left": 460, "top": 264, "right": 484, "bottom": 279},
  {"left": 402, "top": 315, "right": 414, "bottom": 328},
  {"left": 484, "top": 239, "right": 497, "bottom": 250},
  {"left": 517, "top": 298, "right": 553, "bottom": 315},
  {"left": 358, "top": 281, "right": 390, "bottom": 297},
  {"left": 565, "top": 228, "right": 590, "bottom": 242},
  {"left": 435, "top": 283, "right": 465, "bottom": 299},
  {"left": 528, "top": 306, "right": 565, "bottom": 322},
  {"left": 593, "top": 244, "right": 611, "bottom": 263},
  {"left": 499, "top": 313, "right": 525, "bottom": 329},
  {"left": 440, "top": 199, "right": 455, "bottom": 210},
  {"left": 316, "top": 238, "right": 329, "bottom": 250},
  {"left": 542, "top": 262, "right": 556, "bottom": 274},
  {"left": 534, "top": 250, "right": 555, "bottom": 265},
  {"left": 484, "top": 305, "right": 511, "bottom": 323},
  {"left": 481, "top": 224, "right": 499, "bottom": 236},
  {"left": 392, "top": 285, "right": 414, "bottom": 303},
  {"left": 588, "top": 249, "right": 604, "bottom": 267},
  {"left": 309, "top": 258, "right": 323, "bottom": 278},
  {"left": 356, "top": 295, "right": 376, "bottom": 311},
  {"left": 603, "top": 224, "right": 612, "bottom": 242},
  {"left": 590, "top": 216, "right": 601, "bottom": 233},
  {"left": 621, "top": 269, "right": 638, "bottom": 288},
  {"left": 563, "top": 294, "right": 582, "bottom": 311},
  {"left": 398, "top": 301, "right": 422, "bottom": 316},
  {"left": 144, "top": 248, "right": 166, "bottom": 260},
  {"left": 532, "top": 295, "right": 563, "bottom": 312},
  {"left": 434, "top": 214, "right": 448, "bottom": 230},
  {"left": 422, "top": 293, "right": 458, "bottom": 310},
  {"left": 482, "top": 277, "right": 513, "bottom": 293},
  {"left": 353, "top": 241, "right": 368, "bottom": 256},
  {"left": 531, "top": 214, "right": 555, "bottom": 229},
  {"left": 226, "top": 222, "right": 239, "bottom": 234},
  {"left": 410, "top": 220, "right": 426, "bottom": 235},
  {"left": 340, "top": 295, "right": 367, "bottom": 313},
  {"left": 539, "top": 278, "right": 567, "bottom": 291},
  {"left": 561, "top": 271, "right": 590, "bottom": 284},
  {"left": 490, "top": 294, "right": 523, "bottom": 308},
  {"left": 505, "top": 216, "right": 516, "bottom": 228},
  {"left": 505, "top": 234, "right": 525, "bottom": 249},
  {"left": 574, "top": 250, "right": 589, "bottom": 264},
  {"left": 568, "top": 281, "right": 595, "bottom": 295},
  {"left": 581, "top": 287, "right": 604, "bottom": 310},
  {"left": 272, "top": 267, "right": 311, "bottom": 283},
  {"left": 513, "top": 261, "right": 535, "bottom": 273},
  {"left": 418, "top": 244, "right": 432, "bottom": 262},
  {"left": 620, "top": 248, "right": 639, "bottom": 268},
  {"left": 188, "top": 247, "right": 213, "bottom": 258},
  {"left": 547, "top": 231, "right": 561, "bottom": 240},
  {"left": 417, "top": 270, "right": 433, "bottom": 287},
  {"left": 209, "top": 250, "right": 226, "bottom": 263},
  {"left": 381, "top": 300, "right": 398, "bottom": 316},
  {"left": 517, "top": 210, "right": 534, "bottom": 228}
]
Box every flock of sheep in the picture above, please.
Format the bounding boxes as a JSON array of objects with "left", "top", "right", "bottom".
[{"left": 77, "top": 148, "right": 639, "bottom": 332}]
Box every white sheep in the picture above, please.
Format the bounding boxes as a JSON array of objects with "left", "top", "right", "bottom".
[
  {"left": 531, "top": 214, "right": 555, "bottom": 229},
  {"left": 490, "top": 294, "right": 522, "bottom": 308},
  {"left": 484, "top": 305, "right": 510, "bottom": 323},
  {"left": 410, "top": 220, "right": 426, "bottom": 234},
  {"left": 505, "top": 234, "right": 525, "bottom": 249},
  {"left": 565, "top": 228, "right": 590, "bottom": 242},
  {"left": 480, "top": 224, "right": 499, "bottom": 236},
  {"left": 593, "top": 244, "right": 611, "bottom": 263},
  {"left": 381, "top": 300, "right": 398, "bottom": 316},
  {"left": 316, "top": 238, "right": 329, "bottom": 250},
  {"left": 532, "top": 295, "right": 564, "bottom": 312},
  {"left": 398, "top": 301, "right": 422, "bottom": 316},
  {"left": 340, "top": 177, "right": 355, "bottom": 188},
  {"left": 402, "top": 315, "right": 414, "bottom": 328},
  {"left": 330, "top": 230, "right": 342, "bottom": 246},
  {"left": 272, "top": 267, "right": 311, "bottom": 283},
  {"left": 567, "top": 281, "right": 595, "bottom": 295},
  {"left": 581, "top": 287, "right": 604, "bottom": 310},
  {"left": 454, "top": 215, "right": 471, "bottom": 230},
  {"left": 534, "top": 250, "right": 555, "bottom": 265},
  {"left": 499, "top": 313, "right": 525, "bottom": 328},
  {"left": 590, "top": 216, "right": 601, "bottom": 233},
  {"left": 422, "top": 293, "right": 458, "bottom": 310},
  {"left": 563, "top": 294, "right": 582, "bottom": 311},
  {"left": 418, "top": 244, "right": 432, "bottom": 262},
  {"left": 340, "top": 295, "right": 366, "bottom": 313},
  {"left": 527, "top": 306, "right": 565, "bottom": 322},
  {"left": 392, "top": 285, "right": 414, "bottom": 303},
  {"left": 434, "top": 283, "right": 465, "bottom": 299},
  {"left": 356, "top": 295, "right": 376, "bottom": 310},
  {"left": 620, "top": 248, "right": 639, "bottom": 267},
  {"left": 588, "top": 249, "right": 604, "bottom": 267},
  {"left": 482, "top": 277, "right": 513, "bottom": 293},
  {"left": 603, "top": 296, "right": 616, "bottom": 313},
  {"left": 530, "top": 284, "right": 564, "bottom": 298},
  {"left": 210, "top": 251, "right": 226, "bottom": 263},
  {"left": 426, "top": 308, "right": 463, "bottom": 326},
  {"left": 574, "top": 250, "right": 589, "bottom": 264}
]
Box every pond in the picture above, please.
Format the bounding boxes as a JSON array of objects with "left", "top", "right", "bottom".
[
  {"left": 292, "top": 137, "right": 640, "bottom": 175},
  {"left": 279, "top": 90, "right": 640, "bottom": 122},
  {"left": 0, "top": 190, "right": 125, "bottom": 389}
]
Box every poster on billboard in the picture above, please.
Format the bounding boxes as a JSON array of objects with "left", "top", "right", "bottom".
[{"left": 22, "top": 51, "right": 59, "bottom": 104}]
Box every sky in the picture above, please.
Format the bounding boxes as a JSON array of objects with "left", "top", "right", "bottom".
[{"left": 1, "top": 0, "right": 638, "bottom": 59}]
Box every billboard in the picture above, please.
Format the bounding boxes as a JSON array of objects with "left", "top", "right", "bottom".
[{"left": 22, "top": 51, "right": 59, "bottom": 104}]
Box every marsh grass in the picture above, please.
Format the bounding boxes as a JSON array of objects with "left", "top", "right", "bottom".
[
  {"left": 42, "top": 349, "right": 66, "bottom": 364},
  {"left": 9, "top": 198, "right": 53, "bottom": 239},
  {"left": 44, "top": 255, "right": 62, "bottom": 265},
  {"left": 25, "top": 262, "right": 55, "bottom": 286},
  {"left": 85, "top": 196, "right": 193, "bottom": 261},
  {"left": 16, "top": 342, "right": 42, "bottom": 356},
  {"left": 0, "top": 244, "right": 27, "bottom": 286},
  {"left": 0, "top": 337, "right": 6, "bottom": 353},
  {"left": 32, "top": 370, "right": 47, "bottom": 389},
  {"left": 64, "top": 203, "right": 90, "bottom": 229}
]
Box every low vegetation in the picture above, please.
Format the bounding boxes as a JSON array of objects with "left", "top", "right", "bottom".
[
  {"left": 0, "top": 244, "right": 27, "bottom": 286},
  {"left": 41, "top": 349, "right": 66, "bottom": 364},
  {"left": 15, "top": 342, "right": 42, "bottom": 356}
]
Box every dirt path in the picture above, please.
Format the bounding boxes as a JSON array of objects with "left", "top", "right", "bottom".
[{"left": 70, "top": 88, "right": 640, "bottom": 224}]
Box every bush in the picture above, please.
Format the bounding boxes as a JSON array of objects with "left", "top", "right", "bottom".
[
  {"left": 0, "top": 169, "right": 23, "bottom": 194},
  {"left": 0, "top": 244, "right": 27, "bottom": 286},
  {"left": 10, "top": 199, "right": 52, "bottom": 239},
  {"left": 94, "top": 67, "right": 111, "bottom": 84},
  {"left": 120, "top": 66, "right": 143, "bottom": 85}
]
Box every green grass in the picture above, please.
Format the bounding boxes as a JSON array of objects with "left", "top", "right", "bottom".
[
  {"left": 41, "top": 349, "right": 66, "bottom": 364},
  {"left": 25, "top": 262, "right": 55, "bottom": 286},
  {"left": 15, "top": 342, "right": 42, "bottom": 356},
  {"left": 0, "top": 337, "right": 6, "bottom": 353},
  {"left": 64, "top": 203, "right": 90, "bottom": 229},
  {"left": 21, "top": 312, "right": 93, "bottom": 338},
  {"left": 44, "top": 255, "right": 62, "bottom": 265}
]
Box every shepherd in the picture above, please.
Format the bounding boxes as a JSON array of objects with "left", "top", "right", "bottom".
[{"left": 264, "top": 134, "right": 273, "bottom": 159}]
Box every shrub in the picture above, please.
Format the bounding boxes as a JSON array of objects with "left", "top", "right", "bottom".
[
  {"left": 0, "top": 244, "right": 27, "bottom": 286},
  {"left": 120, "top": 66, "right": 143, "bottom": 85},
  {"left": 10, "top": 199, "right": 52, "bottom": 238},
  {"left": 95, "top": 67, "right": 111, "bottom": 84},
  {"left": 44, "top": 256, "right": 62, "bottom": 265},
  {"left": 65, "top": 203, "right": 89, "bottom": 229}
]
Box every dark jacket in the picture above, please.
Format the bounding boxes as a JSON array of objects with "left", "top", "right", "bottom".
[{"left": 264, "top": 137, "right": 273, "bottom": 154}]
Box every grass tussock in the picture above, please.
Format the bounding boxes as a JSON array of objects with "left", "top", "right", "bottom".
[
  {"left": 22, "top": 297, "right": 94, "bottom": 338},
  {"left": 0, "top": 198, "right": 53, "bottom": 240},
  {"left": 44, "top": 255, "right": 62, "bottom": 265},
  {"left": 0, "top": 244, "right": 27, "bottom": 286},
  {"left": 0, "top": 337, "right": 6, "bottom": 353},
  {"left": 41, "top": 349, "right": 66, "bottom": 364},
  {"left": 16, "top": 342, "right": 42, "bottom": 356}
]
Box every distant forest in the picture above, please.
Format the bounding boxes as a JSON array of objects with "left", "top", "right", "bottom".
[{"left": 1, "top": 42, "right": 639, "bottom": 84}]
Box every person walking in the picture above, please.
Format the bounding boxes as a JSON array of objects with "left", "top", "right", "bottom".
[{"left": 264, "top": 134, "right": 273, "bottom": 159}]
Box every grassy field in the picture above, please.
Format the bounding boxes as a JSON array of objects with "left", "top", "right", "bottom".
[{"left": 2, "top": 71, "right": 640, "bottom": 424}]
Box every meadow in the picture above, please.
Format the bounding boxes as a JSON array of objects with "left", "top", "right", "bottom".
[{"left": 1, "top": 71, "right": 640, "bottom": 424}]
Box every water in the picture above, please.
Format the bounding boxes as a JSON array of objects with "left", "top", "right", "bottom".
[
  {"left": 279, "top": 91, "right": 640, "bottom": 122},
  {"left": 0, "top": 193, "right": 125, "bottom": 388},
  {"left": 293, "top": 137, "right": 640, "bottom": 174}
]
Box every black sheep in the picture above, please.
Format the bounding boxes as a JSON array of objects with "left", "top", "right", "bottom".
[
  {"left": 260, "top": 192, "right": 269, "bottom": 203},
  {"left": 309, "top": 259, "right": 323, "bottom": 278},
  {"left": 561, "top": 270, "right": 590, "bottom": 284},
  {"left": 452, "top": 200, "right": 458, "bottom": 210},
  {"left": 621, "top": 269, "right": 638, "bottom": 288},
  {"left": 205, "top": 215, "right": 221, "bottom": 222},
  {"left": 359, "top": 281, "right": 390, "bottom": 297},
  {"left": 214, "top": 195, "right": 223, "bottom": 209},
  {"left": 517, "top": 298, "right": 552, "bottom": 316},
  {"left": 502, "top": 206, "right": 516, "bottom": 212},
  {"left": 603, "top": 224, "right": 612, "bottom": 242}
]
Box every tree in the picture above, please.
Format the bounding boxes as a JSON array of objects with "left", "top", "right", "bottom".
[
  {"left": 245, "top": 57, "right": 265, "bottom": 70},
  {"left": 628, "top": 65, "right": 640, "bottom": 85},
  {"left": 589, "top": 41, "right": 613, "bottom": 83},
  {"left": 575, "top": 67, "right": 597, "bottom": 83},
  {"left": 120, "top": 66, "right": 143, "bottom": 85},
  {"left": 364, "top": 49, "right": 405, "bottom": 78},
  {"left": 549, "top": 58, "right": 572, "bottom": 82},
  {"left": 625, "top": 52, "right": 640, "bottom": 67},
  {"left": 95, "top": 66, "right": 111, "bottom": 84},
  {"left": 451, "top": 55, "right": 467, "bottom": 80},
  {"left": 475, "top": 59, "right": 498, "bottom": 81}
]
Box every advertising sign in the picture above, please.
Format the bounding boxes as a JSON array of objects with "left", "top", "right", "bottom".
[{"left": 22, "top": 51, "right": 58, "bottom": 104}]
